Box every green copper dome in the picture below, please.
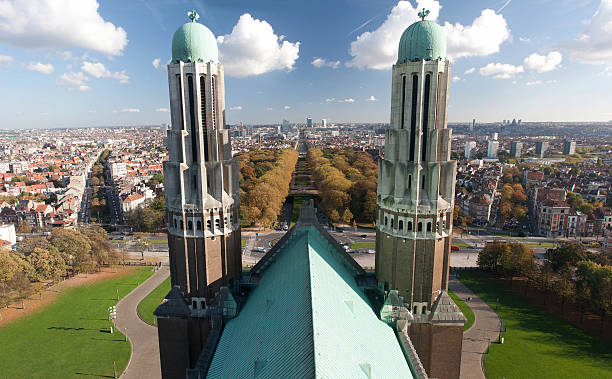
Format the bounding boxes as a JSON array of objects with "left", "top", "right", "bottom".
[
  {"left": 397, "top": 20, "right": 447, "bottom": 63},
  {"left": 171, "top": 20, "right": 218, "bottom": 63}
]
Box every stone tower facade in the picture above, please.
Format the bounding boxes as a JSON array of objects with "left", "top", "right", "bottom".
[
  {"left": 156, "top": 13, "right": 241, "bottom": 378},
  {"left": 375, "top": 14, "right": 463, "bottom": 379},
  {"left": 164, "top": 56, "right": 241, "bottom": 304},
  {"left": 376, "top": 51, "right": 456, "bottom": 312}
]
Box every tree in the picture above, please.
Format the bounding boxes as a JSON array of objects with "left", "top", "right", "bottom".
[
  {"left": 329, "top": 209, "right": 340, "bottom": 223},
  {"left": 26, "top": 247, "right": 67, "bottom": 282},
  {"left": 477, "top": 242, "right": 509, "bottom": 272},
  {"left": 342, "top": 208, "right": 353, "bottom": 224},
  {"left": 546, "top": 242, "right": 587, "bottom": 272}
]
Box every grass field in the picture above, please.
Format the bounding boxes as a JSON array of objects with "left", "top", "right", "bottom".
[
  {"left": 291, "top": 194, "right": 312, "bottom": 222},
  {"left": 241, "top": 239, "right": 246, "bottom": 247},
  {"left": 525, "top": 242, "right": 555, "bottom": 247},
  {"left": 0, "top": 267, "right": 154, "bottom": 379},
  {"left": 137, "top": 276, "right": 171, "bottom": 326},
  {"left": 448, "top": 290, "right": 475, "bottom": 331},
  {"left": 147, "top": 239, "right": 168, "bottom": 245},
  {"left": 350, "top": 242, "right": 375, "bottom": 250},
  {"left": 459, "top": 271, "right": 612, "bottom": 379},
  {"left": 455, "top": 242, "right": 471, "bottom": 248}
]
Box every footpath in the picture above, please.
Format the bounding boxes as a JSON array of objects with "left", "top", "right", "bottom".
[
  {"left": 449, "top": 278, "right": 501, "bottom": 379},
  {"left": 115, "top": 266, "right": 170, "bottom": 379}
]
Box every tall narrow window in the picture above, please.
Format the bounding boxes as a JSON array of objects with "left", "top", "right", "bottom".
[
  {"left": 177, "top": 75, "right": 184, "bottom": 130},
  {"left": 408, "top": 175, "right": 412, "bottom": 189},
  {"left": 211, "top": 76, "right": 217, "bottom": 130},
  {"left": 410, "top": 75, "right": 418, "bottom": 161},
  {"left": 422, "top": 175, "right": 426, "bottom": 189},
  {"left": 200, "top": 76, "right": 209, "bottom": 162},
  {"left": 422, "top": 74, "right": 431, "bottom": 161},
  {"left": 399, "top": 220, "right": 404, "bottom": 230},
  {"left": 187, "top": 75, "right": 198, "bottom": 162},
  {"left": 400, "top": 75, "right": 406, "bottom": 129}
]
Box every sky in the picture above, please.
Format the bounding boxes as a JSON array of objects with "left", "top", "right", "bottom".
[{"left": 1, "top": 0, "right": 612, "bottom": 128}]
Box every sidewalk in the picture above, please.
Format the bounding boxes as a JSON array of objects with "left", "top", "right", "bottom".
[
  {"left": 115, "top": 266, "right": 170, "bottom": 379},
  {"left": 449, "top": 278, "right": 501, "bottom": 379}
]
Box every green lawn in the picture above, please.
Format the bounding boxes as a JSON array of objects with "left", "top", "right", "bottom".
[
  {"left": 448, "top": 290, "right": 475, "bottom": 331},
  {"left": 350, "top": 242, "right": 375, "bottom": 250},
  {"left": 241, "top": 239, "right": 247, "bottom": 247},
  {"left": 147, "top": 239, "right": 168, "bottom": 244},
  {"left": 0, "top": 267, "right": 154, "bottom": 379},
  {"left": 459, "top": 271, "right": 612, "bottom": 379},
  {"left": 525, "top": 242, "right": 555, "bottom": 247},
  {"left": 291, "top": 194, "right": 312, "bottom": 222},
  {"left": 137, "top": 276, "right": 171, "bottom": 326},
  {"left": 455, "top": 242, "right": 471, "bottom": 248}
]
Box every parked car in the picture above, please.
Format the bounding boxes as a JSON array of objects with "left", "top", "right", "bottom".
[{"left": 451, "top": 245, "right": 460, "bottom": 251}]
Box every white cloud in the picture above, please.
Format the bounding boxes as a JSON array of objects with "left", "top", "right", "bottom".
[
  {"left": 0, "top": 0, "right": 128, "bottom": 55},
  {"left": 156, "top": 108, "right": 169, "bottom": 112},
  {"left": 523, "top": 51, "right": 562, "bottom": 73},
  {"left": 115, "top": 108, "right": 140, "bottom": 113},
  {"left": 311, "top": 58, "right": 340, "bottom": 69},
  {"left": 152, "top": 58, "right": 161, "bottom": 69},
  {"left": 326, "top": 98, "right": 356, "bottom": 103},
  {"left": 366, "top": 95, "right": 377, "bottom": 101},
  {"left": 230, "top": 106, "right": 243, "bottom": 111},
  {"left": 266, "top": 107, "right": 274, "bottom": 111},
  {"left": 346, "top": 1, "right": 510, "bottom": 69},
  {"left": 283, "top": 105, "right": 291, "bottom": 110},
  {"left": 69, "top": 85, "right": 90, "bottom": 92},
  {"left": 217, "top": 13, "right": 300, "bottom": 77},
  {"left": 479, "top": 62, "right": 524, "bottom": 79},
  {"left": 81, "top": 61, "right": 129, "bottom": 83},
  {"left": 0, "top": 54, "right": 14, "bottom": 67},
  {"left": 519, "top": 37, "right": 530, "bottom": 43},
  {"left": 445, "top": 9, "right": 511, "bottom": 60},
  {"left": 452, "top": 76, "right": 461, "bottom": 82},
  {"left": 525, "top": 80, "right": 542, "bottom": 86},
  {"left": 464, "top": 67, "right": 475, "bottom": 74},
  {"left": 25, "top": 62, "right": 54, "bottom": 74},
  {"left": 56, "top": 71, "right": 89, "bottom": 86},
  {"left": 562, "top": 0, "right": 612, "bottom": 65}
]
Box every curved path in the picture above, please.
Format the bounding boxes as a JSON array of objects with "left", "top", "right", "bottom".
[
  {"left": 449, "top": 278, "right": 501, "bottom": 379},
  {"left": 116, "top": 266, "right": 170, "bottom": 379}
]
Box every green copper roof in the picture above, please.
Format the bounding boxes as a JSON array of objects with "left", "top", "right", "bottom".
[
  {"left": 397, "top": 20, "right": 447, "bottom": 63},
  {"left": 171, "top": 20, "right": 218, "bottom": 63},
  {"left": 207, "top": 226, "right": 413, "bottom": 378}
]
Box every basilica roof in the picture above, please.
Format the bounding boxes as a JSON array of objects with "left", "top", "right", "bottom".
[{"left": 207, "top": 218, "right": 414, "bottom": 378}]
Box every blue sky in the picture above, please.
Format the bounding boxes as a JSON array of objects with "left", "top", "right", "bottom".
[{"left": 1, "top": 0, "right": 611, "bottom": 128}]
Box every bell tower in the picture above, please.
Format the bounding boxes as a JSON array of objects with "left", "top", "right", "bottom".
[
  {"left": 375, "top": 10, "right": 464, "bottom": 379},
  {"left": 157, "top": 11, "right": 242, "bottom": 378}
]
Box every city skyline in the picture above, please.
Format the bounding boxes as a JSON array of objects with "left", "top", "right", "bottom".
[{"left": 1, "top": 0, "right": 612, "bottom": 129}]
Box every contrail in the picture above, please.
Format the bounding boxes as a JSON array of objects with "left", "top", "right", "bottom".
[
  {"left": 497, "top": 0, "right": 512, "bottom": 13},
  {"left": 348, "top": 14, "right": 383, "bottom": 36}
]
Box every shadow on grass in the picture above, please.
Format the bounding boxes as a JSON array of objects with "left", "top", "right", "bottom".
[
  {"left": 48, "top": 326, "right": 102, "bottom": 332},
  {"left": 75, "top": 372, "right": 114, "bottom": 378}
]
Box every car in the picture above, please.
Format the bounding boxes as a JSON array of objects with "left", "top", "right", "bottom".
[
  {"left": 360, "top": 234, "right": 368, "bottom": 238},
  {"left": 367, "top": 249, "right": 375, "bottom": 254},
  {"left": 451, "top": 245, "right": 460, "bottom": 251},
  {"left": 253, "top": 247, "right": 266, "bottom": 253},
  {"left": 343, "top": 245, "right": 350, "bottom": 251}
]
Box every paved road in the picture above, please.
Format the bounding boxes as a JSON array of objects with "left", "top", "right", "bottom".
[
  {"left": 449, "top": 278, "right": 501, "bottom": 379},
  {"left": 116, "top": 266, "right": 170, "bottom": 379}
]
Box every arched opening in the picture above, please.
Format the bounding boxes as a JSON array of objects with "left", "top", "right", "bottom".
[
  {"left": 400, "top": 75, "right": 407, "bottom": 129},
  {"left": 196, "top": 220, "right": 202, "bottom": 230},
  {"left": 188, "top": 220, "right": 193, "bottom": 230},
  {"left": 410, "top": 74, "right": 418, "bottom": 161},
  {"left": 385, "top": 216, "right": 388, "bottom": 226},
  {"left": 173, "top": 218, "right": 177, "bottom": 229},
  {"left": 215, "top": 219, "right": 220, "bottom": 228},
  {"left": 399, "top": 220, "right": 404, "bottom": 230},
  {"left": 418, "top": 222, "right": 423, "bottom": 232},
  {"left": 422, "top": 74, "right": 431, "bottom": 161},
  {"left": 427, "top": 222, "right": 432, "bottom": 232},
  {"left": 192, "top": 300, "right": 197, "bottom": 309},
  {"left": 206, "top": 220, "right": 212, "bottom": 230},
  {"left": 407, "top": 221, "right": 413, "bottom": 231},
  {"left": 391, "top": 218, "right": 394, "bottom": 228}
]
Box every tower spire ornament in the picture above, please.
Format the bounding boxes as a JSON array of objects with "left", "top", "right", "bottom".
[
  {"left": 188, "top": 10, "right": 199, "bottom": 22},
  {"left": 418, "top": 8, "right": 430, "bottom": 21}
]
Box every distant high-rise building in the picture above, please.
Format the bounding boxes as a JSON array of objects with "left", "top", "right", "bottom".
[
  {"left": 306, "top": 117, "right": 313, "bottom": 128},
  {"left": 563, "top": 140, "right": 576, "bottom": 155},
  {"left": 536, "top": 141, "right": 549, "bottom": 158},
  {"left": 518, "top": 119, "right": 522, "bottom": 126},
  {"left": 510, "top": 141, "right": 523, "bottom": 158},
  {"left": 511, "top": 118, "right": 517, "bottom": 127},
  {"left": 321, "top": 118, "right": 327, "bottom": 127},
  {"left": 471, "top": 118, "right": 475, "bottom": 132},
  {"left": 464, "top": 141, "right": 476, "bottom": 159},
  {"left": 487, "top": 140, "right": 499, "bottom": 158},
  {"left": 281, "top": 119, "right": 291, "bottom": 133},
  {"left": 491, "top": 132, "right": 498, "bottom": 141}
]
